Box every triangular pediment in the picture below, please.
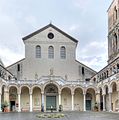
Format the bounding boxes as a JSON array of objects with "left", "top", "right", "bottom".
[{"left": 22, "top": 23, "right": 78, "bottom": 43}]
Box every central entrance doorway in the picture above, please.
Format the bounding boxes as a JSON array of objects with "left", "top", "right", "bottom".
[
  {"left": 44, "top": 84, "right": 58, "bottom": 111},
  {"left": 46, "top": 96, "right": 56, "bottom": 110}
]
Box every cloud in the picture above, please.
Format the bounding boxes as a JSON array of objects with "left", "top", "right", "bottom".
[
  {"left": 73, "top": 0, "right": 91, "bottom": 9},
  {"left": 77, "top": 40, "right": 108, "bottom": 71},
  {"left": 0, "top": 10, "right": 24, "bottom": 66},
  {"left": 69, "top": 25, "right": 80, "bottom": 32},
  {"left": 0, "top": 46, "right": 24, "bottom": 67}
]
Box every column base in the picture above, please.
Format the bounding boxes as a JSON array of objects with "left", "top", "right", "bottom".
[{"left": 103, "top": 109, "right": 106, "bottom": 111}]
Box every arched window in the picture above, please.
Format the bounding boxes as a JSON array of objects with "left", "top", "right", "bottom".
[
  {"left": 36, "top": 45, "right": 41, "bottom": 58},
  {"left": 48, "top": 46, "right": 54, "bottom": 59},
  {"left": 60, "top": 46, "right": 66, "bottom": 59}
]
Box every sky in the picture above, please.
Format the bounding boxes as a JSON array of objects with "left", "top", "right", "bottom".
[{"left": 0, "top": 0, "right": 112, "bottom": 71}]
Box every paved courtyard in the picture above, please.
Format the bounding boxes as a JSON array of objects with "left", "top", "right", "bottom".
[{"left": 0, "top": 111, "right": 119, "bottom": 120}]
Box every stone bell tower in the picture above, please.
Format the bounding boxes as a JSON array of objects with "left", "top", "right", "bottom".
[{"left": 108, "top": 0, "right": 119, "bottom": 63}]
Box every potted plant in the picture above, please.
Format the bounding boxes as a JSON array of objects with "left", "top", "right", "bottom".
[
  {"left": 1, "top": 101, "right": 9, "bottom": 112},
  {"left": 94, "top": 102, "right": 98, "bottom": 111},
  {"left": 59, "top": 105, "right": 63, "bottom": 112}
]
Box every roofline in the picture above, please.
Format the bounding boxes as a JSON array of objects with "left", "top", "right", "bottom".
[
  {"left": 107, "top": 0, "right": 115, "bottom": 12},
  {"left": 22, "top": 23, "right": 78, "bottom": 43},
  {"left": 75, "top": 60, "right": 97, "bottom": 73},
  {"left": 6, "top": 58, "right": 25, "bottom": 68},
  {"left": 0, "top": 64, "right": 14, "bottom": 76}
]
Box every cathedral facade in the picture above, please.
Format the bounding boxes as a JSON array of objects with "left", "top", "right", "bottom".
[{"left": 0, "top": 0, "right": 119, "bottom": 112}]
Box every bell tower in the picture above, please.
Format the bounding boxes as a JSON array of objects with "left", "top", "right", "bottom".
[{"left": 108, "top": 0, "right": 119, "bottom": 63}]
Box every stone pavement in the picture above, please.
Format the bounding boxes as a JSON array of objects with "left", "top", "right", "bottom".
[{"left": 0, "top": 111, "right": 119, "bottom": 120}]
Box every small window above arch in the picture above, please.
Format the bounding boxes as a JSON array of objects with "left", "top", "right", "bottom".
[
  {"left": 48, "top": 46, "right": 54, "bottom": 59},
  {"left": 60, "top": 46, "right": 66, "bottom": 59},
  {"left": 36, "top": 45, "right": 41, "bottom": 58}
]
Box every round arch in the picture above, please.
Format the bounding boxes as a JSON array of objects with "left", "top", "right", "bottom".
[
  {"left": 73, "top": 86, "right": 84, "bottom": 111},
  {"left": 44, "top": 83, "right": 59, "bottom": 111},
  {"left": 73, "top": 86, "right": 84, "bottom": 93},
  {"left": 61, "top": 86, "right": 72, "bottom": 93},
  {"left": 8, "top": 85, "right": 19, "bottom": 92},
  {"left": 20, "top": 85, "right": 30, "bottom": 111},
  {"left": 31, "top": 85, "right": 42, "bottom": 94},
  {"left": 61, "top": 86, "right": 72, "bottom": 111},
  {"left": 110, "top": 82, "right": 117, "bottom": 93},
  {"left": 20, "top": 85, "right": 30, "bottom": 94},
  {"left": 85, "top": 86, "right": 97, "bottom": 93},
  {"left": 43, "top": 81, "right": 60, "bottom": 93},
  {"left": 103, "top": 84, "right": 109, "bottom": 95},
  {"left": 86, "top": 87, "right": 96, "bottom": 111}
]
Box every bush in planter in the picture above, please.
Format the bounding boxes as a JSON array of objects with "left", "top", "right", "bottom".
[
  {"left": 1, "top": 101, "right": 9, "bottom": 112},
  {"left": 59, "top": 105, "right": 63, "bottom": 112},
  {"left": 94, "top": 102, "right": 98, "bottom": 111}
]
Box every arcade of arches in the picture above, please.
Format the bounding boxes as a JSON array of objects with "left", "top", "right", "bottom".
[{"left": 0, "top": 81, "right": 119, "bottom": 112}]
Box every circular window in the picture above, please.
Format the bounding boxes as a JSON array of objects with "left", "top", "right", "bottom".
[{"left": 48, "top": 33, "right": 54, "bottom": 39}]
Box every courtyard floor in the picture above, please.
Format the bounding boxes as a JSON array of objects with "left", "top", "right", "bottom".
[{"left": 0, "top": 111, "right": 119, "bottom": 120}]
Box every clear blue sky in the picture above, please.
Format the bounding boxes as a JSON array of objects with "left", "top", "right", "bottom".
[{"left": 0, "top": 0, "right": 112, "bottom": 71}]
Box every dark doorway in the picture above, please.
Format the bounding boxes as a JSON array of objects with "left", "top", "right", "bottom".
[
  {"left": 100, "top": 102, "right": 103, "bottom": 111},
  {"left": 10, "top": 101, "right": 15, "bottom": 111},
  {"left": 86, "top": 100, "right": 91, "bottom": 110},
  {"left": 46, "top": 96, "right": 56, "bottom": 110}
]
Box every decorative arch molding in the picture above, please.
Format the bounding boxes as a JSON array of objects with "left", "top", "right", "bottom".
[
  {"left": 8, "top": 85, "right": 19, "bottom": 92},
  {"left": 20, "top": 85, "right": 30, "bottom": 94},
  {"left": 43, "top": 81, "right": 60, "bottom": 93},
  {"left": 109, "top": 81, "right": 117, "bottom": 93},
  {"left": 31, "top": 85, "right": 42, "bottom": 94},
  {"left": 1, "top": 82, "right": 7, "bottom": 88},
  {"left": 85, "top": 85, "right": 97, "bottom": 93},
  {"left": 72, "top": 86, "right": 84, "bottom": 94},
  {"left": 102, "top": 84, "right": 109, "bottom": 94},
  {"left": 61, "top": 85, "right": 72, "bottom": 94}
]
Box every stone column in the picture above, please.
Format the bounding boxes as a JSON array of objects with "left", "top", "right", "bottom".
[
  {"left": 59, "top": 93, "right": 61, "bottom": 105},
  {"left": 83, "top": 93, "right": 86, "bottom": 111},
  {"left": 0, "top": 93, "right": 2, "bottom": 112},
  {"left": 71, "top": 93, "right": 74, "bottom": 111},
  {"left": 4, "top": 88, "right": 9, "bottom": 111},
  {"left": 4, "top": 90, "right": 9, "bottom": 103},
  {"left": 103, "top": 94, "right": 106, "bottom": 111},
  {"left": 30, "top": 93, "right": 33, "bottom": 112},
  {"left": 41, "top": 92, "right": 45, "bottom": 112},
  {"left": 18, "top": 94, "right": 21, "bottom": 112},
  {"left": 109, "top": 92, "right": 112, "bottom": 112},
  {"left": 96, "top": 93, "right": 100, "bottom": 111},
  {"left": 41, "top": 92, "right": 44, "bottom": 106},
  {"left": 118, "top": 91, "right": 119, "bottom": 112}
]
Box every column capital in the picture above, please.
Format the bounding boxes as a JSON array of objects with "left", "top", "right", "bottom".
[
  {"left": 29, "top": 89, "right": 32, "bottom": 95},
  {"left": 102, "top": 94, "right": 106, "bottom": 96},
  {"left": 83, "top": 90, "right": 86, "bottom": 95},
  {"left": 83, "top": 93, "right": 86, "bottom": 95},
  {"left": 58, "top": 90, "right": 61, "bottom": 95},
  {"left": 41, "top": 91, "right": 44, "bottom": 95},
  {"left": 29, "top": 93, "right": 32, "bottom": 95},
  {"left": 17, "top": 91, "right": 21, "bottom": 95},
  {"left": 71, "top": 92, "right": 74, "bottom": 96},
  {"left": 108, "top": 92, "right": 112, "bottom": 94}
]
